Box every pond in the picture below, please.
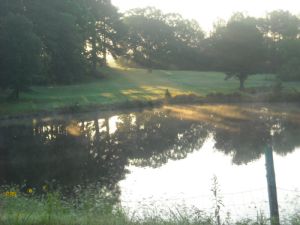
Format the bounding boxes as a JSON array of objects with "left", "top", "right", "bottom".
[{"left": 0, "top": 103, "right": 300, "bottom": 220}]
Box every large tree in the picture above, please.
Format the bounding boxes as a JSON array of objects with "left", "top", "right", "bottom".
[
  {"left": 164, "top": 13, "right": 205, "bottom": 69},
  {"left": 123, "top": 7, "right": 205, "bottom": 70},
  {"left": 84, "top": 0, "right": 125, "bottom": 76},
  {"left": 257, "top": 10, "right": 300, "bottom": 74},
  {"left": 124, "top": 7, "right": 174, "bottom": 71},
  {"left": 265, "top": 10, "right": 300, "bottom": 41},
  {"left": 0, "top": 13, "right": 42, "bottom": 99},
  {"left": 260, "top": 11, "right": 300, "bottom": 81},
  {"left": 211, "top": 15, "right": 266, "bottom": 90},
  {"left": 25, "top": 0, "right": 88, "bottom": 84}
]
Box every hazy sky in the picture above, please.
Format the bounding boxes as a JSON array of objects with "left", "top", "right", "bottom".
[{"left": 111, "top": 0, "right": 300, "bottom": 32}]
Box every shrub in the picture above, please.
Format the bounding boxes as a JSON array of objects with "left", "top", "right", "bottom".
[{"left": 278, "top": 58, "right": 300, "bottom": 81}]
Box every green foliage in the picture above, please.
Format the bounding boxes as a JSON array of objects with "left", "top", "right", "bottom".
[
  {"left": 211, "top": 15, "right": 266, "bottom": 90},
  {"left": 0, "top": 0, "right": 124, "bottom": 86},
  {"left": 0, "top": 13, "right": 42, "bottom": 99},
  {"left": 0, "top": 187, "right": 273, "bottom": 225},
  {"left": 2, "top": 185, "right": 299, "bottom": 225},
  {"left": 1, "top": 0, "right": 300, "bottom": 97},
  {"left": 84, "top": 0, "right": 125, "bottom": 75},
  {"left": 124, "top": 8, "right": 173, "bottom": 70},
  {"left": 278, "top": 58, "right": 300, "bottom": 81},
  {"left": 265, "top": 10, "right": 300, "bottom": 41},
  {"left": 0, "top": 186, "right": 121, "bottom": 225},
  {"left": 258, "top": 11, "right": 300, "bottom": 81},
  {"left": 123, "top": 7, "right": 205, "bottom": 70},
  {"left": 25, "top": 0, "right": 88, "bottom": 84},
  {"left": 291, "top": 214, "right": 300, "bottom": 225},
  {"left": 272, "top": 80, "right": 283, "bottom": 94},
  {"left": 276, "top": 39, "right": 300, "bottom": 81}
]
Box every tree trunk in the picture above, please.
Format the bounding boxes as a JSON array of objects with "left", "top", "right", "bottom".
[
  {"left": 105, "top": 117, "right": 110, "bottom": 141},
  {"left": 91, "top": 23, "right": 97, "bottom": 76},
  {"left": 94, "top": 118, "right": 100, "bottom": 143},
  {"left": 239, "top": 74, "right": 247, "bottom": 91},
  {"left": 239, "top": 78, "right": 245, "bottom": 91},
  {"left": 147, "top": 42, "right": 153, "bottom": 73},
  {"left": 98, "top": 17, "right": 107, "bottom": 67},
  {"left": 103, "top": 47, "right": 107, "bottom": 66},
  {"left": 11, "top": 87, "right": 19, "bottom": 100},
  {"left": 147, "top": 56, "right": 152, "bottom": 73},
  {"left": 102, "top": 19, "right": 107, "bottom": 66}
]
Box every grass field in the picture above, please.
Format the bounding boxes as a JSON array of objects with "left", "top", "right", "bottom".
[{"left": 0, "top": 68, "right": 299, "bottom": 116}]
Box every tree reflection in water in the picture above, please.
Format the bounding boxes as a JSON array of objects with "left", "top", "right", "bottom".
[{"left": 0, "top": 104, "right": 299, "bottom": 202}]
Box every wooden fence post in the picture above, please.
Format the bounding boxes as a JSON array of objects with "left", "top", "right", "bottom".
[{"left": 265, "top": 144, "right": 280, "bottom": 225}]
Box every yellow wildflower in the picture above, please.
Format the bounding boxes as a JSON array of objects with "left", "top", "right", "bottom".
[
  {"left": 4, "top": 191, "right": 17, "bottom": 197},
  {"left": 27, "top": 188, "right": 33, "bottom": 194}
]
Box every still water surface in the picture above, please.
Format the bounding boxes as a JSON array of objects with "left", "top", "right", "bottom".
[{"left": 0, "top": 103, "right": 300, "bottom": 219}]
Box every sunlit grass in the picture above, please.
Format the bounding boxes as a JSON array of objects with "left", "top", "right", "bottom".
[{"left": 0, "top": 67, "right": 299, "bottom": 116}]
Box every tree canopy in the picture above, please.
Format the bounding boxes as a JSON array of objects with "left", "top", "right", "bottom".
[
  {"left": 0, "top": 1, "right": 300, "bottom": 97},
  {"left": 210, "top": 15, "right": 266, "bottom": 90},
  {"left": 0, "top": 13, "right": 42, "bottom": 99},
  {"left": 123, "top": 8, "right": 206, "bottom": 70}
]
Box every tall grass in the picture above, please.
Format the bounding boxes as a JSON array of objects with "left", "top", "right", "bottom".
[
  {"left": 1, "top": 185, "right": 299, "bottom": 225},
  {"left": 0, "top": 193, "right": 298, "bottom": 225}
]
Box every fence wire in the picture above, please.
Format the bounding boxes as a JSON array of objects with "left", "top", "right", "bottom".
[{"left": 120, "top": 187, "right": 300, "bottom": 223}]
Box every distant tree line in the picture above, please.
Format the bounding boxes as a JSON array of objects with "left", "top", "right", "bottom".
[{"left": 0, "top": 0, "right": 300, "bottom": 98}]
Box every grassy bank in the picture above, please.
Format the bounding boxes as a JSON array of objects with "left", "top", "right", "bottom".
[
  {"left": 1, "top": 190, "right": 300, "bottom": 225},
  {"left": 0, "top": 68, "right": 299, "bottom": 117}
]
